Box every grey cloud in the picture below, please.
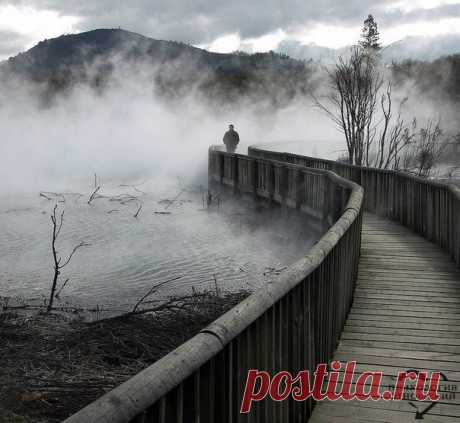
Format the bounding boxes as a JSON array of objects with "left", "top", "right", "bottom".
[
  {"left": 3, "top": 0, "right": 460, "bottom": 58},
  {"left": 11, "top": 0, "right": 413, "bottom": 41},
  {"left": 0, "top": 31, "right": 31, "bottom": 59},
  {"left": 380, "top": 3, "right": 460, "bottom": 26}
]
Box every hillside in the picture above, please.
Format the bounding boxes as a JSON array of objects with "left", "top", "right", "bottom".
[
  {"left": 0, "top": 29, "right": 313, "bottom": 105},
  {"left": 391, "top": 54, "right": 460, "bottom": 103},
  {"left": 277, "top": 34, "right": 460, "bottom": 64}
]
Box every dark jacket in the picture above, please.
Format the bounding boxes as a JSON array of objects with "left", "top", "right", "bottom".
[{"left": 223, "top": 129, "right": 240, "bottom": 148}]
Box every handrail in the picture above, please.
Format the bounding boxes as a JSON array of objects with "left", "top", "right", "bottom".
[
  {"left": 65, "top": 146, "right": 364, "bottom": 423},
  {"left": 249, "top": 146, "right": 460, "bottom": 267}
]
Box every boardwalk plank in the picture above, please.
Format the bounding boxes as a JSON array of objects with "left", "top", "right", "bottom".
[
  {"left": 345, "top": 318, "right": 460, "bottom": 336},
  {"left": 311, "top": 213, "right": 460, "bottom": 422},
  {"left": 343, "top": 325, "right": 460, "bottom": 339},
  {"left": 311, "top": 402, "right": 460, "bottom": 422}
]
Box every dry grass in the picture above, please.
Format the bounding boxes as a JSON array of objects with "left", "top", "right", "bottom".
[{"left": 0, "top": 291, "right": 249, "bottom": 422}]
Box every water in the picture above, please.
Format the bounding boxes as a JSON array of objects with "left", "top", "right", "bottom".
[{"left": 0, "top": 183, "right": 323, "bottom": 315}]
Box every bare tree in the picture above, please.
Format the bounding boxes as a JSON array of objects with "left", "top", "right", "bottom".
[
  {"left": 401, "top": 119, "right": 447, "bottom": 178},
  {"left": 48, "top": 205, "right": 90, "bottom": 312},
  {"left": 315, "top": 46, "right": 415, "bottom": 169},
  {"left": 315, "top": 47, "right": 382, "bottom": 165}
]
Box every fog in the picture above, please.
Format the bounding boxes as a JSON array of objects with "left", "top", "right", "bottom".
[
  {"left": 1, "top": 39, "right": 459, "bottom": 316},
  {"left": 2, "top": 48, "right": 457, "bottom": 198},
  {"left": 0, "top": 59, "right": 347, "bottom": 196},
  {"left": 0, "top": 58, "right": 338, "bottom": 309}
]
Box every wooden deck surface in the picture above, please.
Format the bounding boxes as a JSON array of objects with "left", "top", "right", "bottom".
[{"left": 310, "top": 213, "right": 460, "bottom": 422}]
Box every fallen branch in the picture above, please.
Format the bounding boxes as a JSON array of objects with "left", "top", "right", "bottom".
[
  {"left": 88, "top": 187, "right": 101, "bottom": 204},
  {"left": 134, "top": 204, "right": 142, "bottom": 218},
  {"left": 40, "top": 192, "right": 52, "bottom": 200},
  {"left": 131, "top": 275, "right": 183, "bottom": 314},
  {"left": 164, "top": 188, "right": 186, "bottom": 210},
  {"left": 119, "top": 184, "right": 147, "bottom": 195},
  {"left": 213, "top": 274, "right": 220, "bottom": 297}
]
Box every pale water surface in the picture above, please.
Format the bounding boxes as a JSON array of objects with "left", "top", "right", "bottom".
[{"left": 0, "top": 184, "right": 323, "bottom": 315}]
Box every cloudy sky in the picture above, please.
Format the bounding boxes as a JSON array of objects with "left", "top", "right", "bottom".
[{"left": 0, "top": 0, "right": 459, "bottom": 58}]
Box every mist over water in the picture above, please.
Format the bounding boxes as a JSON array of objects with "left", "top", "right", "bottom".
[
  {"left": 0, "top": 63, "right": 334, "bottom": 312},
  {"left": 0, "top": 186, "right": 323, "bottom": 313},
  {"left": 0, "top": 74, "right": 343, "bottom": 195},
  {"left": 2, "top": 36, "right": 459, "bottom": 313}
]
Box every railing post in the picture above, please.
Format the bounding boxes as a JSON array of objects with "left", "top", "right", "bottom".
[
  {"left": 252, "top": 159, "right": 258, "bottom": 199},
  {"left": 219, "top": 154, "right": 225, "bottom": 184},
  {"left": 232, "top": 156, "right": 239, "bottom": 194}
]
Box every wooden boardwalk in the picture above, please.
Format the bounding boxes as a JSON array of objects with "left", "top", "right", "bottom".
[{"left": 311, "top": 213, "right": 460, "bottom": 422}]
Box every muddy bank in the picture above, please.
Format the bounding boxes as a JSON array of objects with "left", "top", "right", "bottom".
[{"left": 0, "top": 290, "right": 248, "bottom": 423}]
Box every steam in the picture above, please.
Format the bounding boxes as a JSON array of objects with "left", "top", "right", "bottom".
[
  {"left": 0, "top": 53, "right": 346, "bottom": 195},
  {"left": 0, "top": 41, "right": 458, "bottom": 197}
]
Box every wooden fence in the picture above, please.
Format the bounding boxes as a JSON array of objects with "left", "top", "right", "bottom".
[
  {"left": 249, "top": 147, "right": 460, "bottom": 267},
  {"left": 64, "top": 147, "right": 363, "bottom": 423}
]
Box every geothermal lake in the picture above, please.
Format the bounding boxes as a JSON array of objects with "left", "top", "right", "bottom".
[{"left": 0, "top": 182, "right": 323, "bottom": 316}]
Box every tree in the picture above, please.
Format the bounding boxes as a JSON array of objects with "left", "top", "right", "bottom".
[
  {"left": 401, "top": 119, "right": 448, "bottom": 178},
  {"left": 315, "top": 47, "right": 381, "bottom": 165},
  {"left": 47, "top": 205, "right": 90, "bottom": 312},
  {"left": 314, "top": 17, "right": 447, "bottom": 175},
  {"left": 360, "top": 15, "right": 381, "bottom": 52},
  {"left": 314, "top": 47, "right": 414, "bottom": 167}
]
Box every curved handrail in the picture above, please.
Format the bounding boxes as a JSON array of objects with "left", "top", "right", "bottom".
[
  {"left": 248, "top": 146, "right": 460, "bottom": 188},
  {"left": 65, "top": 147, "right": 364, "bottom": 423},
  {"left": 249, "top": 146, "right": 460, "bottom": 267}
]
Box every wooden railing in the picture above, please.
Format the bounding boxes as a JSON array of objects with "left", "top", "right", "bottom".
[
  {"left": 249, "top": 147, "right": 460, "bottom": 267},
  {"left": 64, "top": 147, "right": 363, "bottom": 423}
]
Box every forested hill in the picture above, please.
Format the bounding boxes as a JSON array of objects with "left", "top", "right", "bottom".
[
  {"left": 2, "top": 28, "right": 460, "bottom": 108},
  {"left": 0, "top": 28, "right": 314, "bottom": 105},
  {"left": 391, "top": 55, "right": 460, "bottom": 103}
]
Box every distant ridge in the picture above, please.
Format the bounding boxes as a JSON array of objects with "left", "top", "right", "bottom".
[
  {"left": 0, "top": 28, "right": 313, "bottom": 105},
  {"left": 276, "top": 33, "right": 460, "bottom": 63}
]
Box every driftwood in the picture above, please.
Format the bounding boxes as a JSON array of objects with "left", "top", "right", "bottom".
[
  {"left": 131, "top": 275, "right": 183, "bottom": 314},
  {"left": 160, "top": 188, "right": 186, "bottom": 210},
  {"left": 40, "top": 192, "right": 83, "bottom": 204},
  {"left": 40, "top": 192, "right": 66, "bottom": 203},
  {"left": 119, "top": 184, "right": 147, "bottom": 195},
  {"left": 88, "top": 187, "right": 101, "bottom": 204},
  {"left": 134, "top": 204, "right": 142, "bottom": 218},
  {"left": 109, "top": 194, "right": 139, "bottom": 205},
  {"left": 40, "top": 192, "right": 52, "bottom": 200}
]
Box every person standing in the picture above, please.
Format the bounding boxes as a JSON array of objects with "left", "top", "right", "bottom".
[{"left": 223, "top": 124, "right": 240, "bottom": 153}]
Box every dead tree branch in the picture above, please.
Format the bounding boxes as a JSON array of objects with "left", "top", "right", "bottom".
[
  {"left": 134, "top": 204, "right": 142, "bottom": 218},
  {"left": 88, "top": 187, "right": 101, "bottom": 204},
  {"left": 131, "top": 275, "right": 183, "bottom": 314},
  {"left": 315, "top": 46, "right": 416, "bottom": 169},
  {"left": 47, "top": 205, "right": 90, "bottom": 312}
]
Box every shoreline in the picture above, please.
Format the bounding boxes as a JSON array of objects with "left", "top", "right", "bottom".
[{"left": 0, "top": 290, "right": 249, "bottom": 422}]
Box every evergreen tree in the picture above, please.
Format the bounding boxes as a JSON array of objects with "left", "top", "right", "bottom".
[{"left": 360, "top": 15, "right": 381, "bottom": 51}]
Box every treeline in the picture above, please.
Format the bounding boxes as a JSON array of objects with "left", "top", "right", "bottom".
[
  {"left": 0, "top": 29, "right": 315, "bottom": 108},
  {"left": 392, "top": 54, "right": 460, "bottom": 103}
]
